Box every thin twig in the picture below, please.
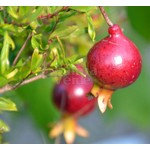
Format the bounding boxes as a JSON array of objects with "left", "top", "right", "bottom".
[
  {"left": 12, "top": 72, "right": 32, "bottom": 90},
  {"left": 12, "top": 33, "right": 32, "bottom": 66},
  {"left": 99, "top": 6, "right": 113, "bottom": 27},
  {"left": 0, "top": 73, "right": 47, "bottom": 94},
  {"left": 19, "top": 73, "right": 46, "bottom": 86}
]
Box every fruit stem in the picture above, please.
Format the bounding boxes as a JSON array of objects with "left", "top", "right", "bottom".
[{"left": 99, "top": 6, "right": 113, "bottom": 27}]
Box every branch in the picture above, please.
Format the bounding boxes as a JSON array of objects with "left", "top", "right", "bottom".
[
  {"left": 12, "top": 33, "right": 32, "bottom": 66},
  {"left": 0, "top": 73, "right": 47, "bottom": 94}
]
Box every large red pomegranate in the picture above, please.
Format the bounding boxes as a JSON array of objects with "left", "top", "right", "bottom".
[{"left": 86, "top": 24, "right": 142, "bottom": 113}]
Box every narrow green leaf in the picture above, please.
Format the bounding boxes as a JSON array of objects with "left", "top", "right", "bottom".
[
  {"left": 18, "top": 6, "right": 33, "bottom": 18},
  {"left": 59, "top": 10, "right": 77, "bottom": 22},
  {"left": 44, "top": 18, "right": 57, "bottom": 33},
  {"left": 86, "top": 13, "right": 96, "bottom": 41},
  {"left": 0, "top": 32, "right": 10, "bottom": 74},
  {"left": 15, "top": 60, "right": 31, "bottom": 79},
  {"left": 49, "top": 25, "right": 78, "bottom": 39},
  {"left": 67, "top": 55, "right": 84, "bottom": 64},
  {"left": 0, "top": 32, "right": 15, "bottom": 74},
  {"left": 6, "top": 68, "right": 18, "bottom": 79},
  {"left": 70, "top": 6, "right": 95, "bottom": 12},
  {"left": 0, "top": 120, "right": 10, "bottom": 134},
  {"left": 7, "top": 6, "right": 19, "bottom": 19},
  {"left": 30, "top": 7, "right": 43, "bottom": 22},
  {"left": 0, "top": 24, "right": 25, "bottom": 36},
  {"left": 31, "top": 35, "right": 40, "bottom": 50},
  {"left": 0, "top": 97, "right": 17, "bottom": 111},
  {"left": 31, "top": 48, "right": 44, "bottom": 72},
  {"left": 7, "top": 33, "right": 15, "bottom": 50},
  {"left": 74, "top": 57, "right": 84, "bottom": 64},
  {"left": 0, "top": 13, "right": 4, "bottom": 24},
  {"left": 56, "top": 36, "right": 65, "bottom": 59},
  {"left": 47, "top": 6, "right": 59, "bottom": 14},
  {"left": 49, "top": 47, "right": 59, "bottom": 67}
]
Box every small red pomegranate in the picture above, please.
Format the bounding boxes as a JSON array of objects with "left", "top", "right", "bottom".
[
  {"left": 49, "top": 65, "right": 97, "bottom": 143},
  {"left": 87, "top": 24, "right": 142, "bottom": 113}
]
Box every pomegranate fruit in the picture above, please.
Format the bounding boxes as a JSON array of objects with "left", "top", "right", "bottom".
[
  {"left": 86, "top": 24, "right": 142, "bottom": 113},
  {"left": 50, "top": 65, "right": 97, "bottom": 143},
  {"left": 53, "top": 65, "right": 96, "bottom": 116}
]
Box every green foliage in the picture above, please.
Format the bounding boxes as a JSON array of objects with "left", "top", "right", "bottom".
[
  {"left": 0, "top": 96, "right": 17, "bottom": 143},
  {"left": 31, "top": 48, "right": 44, "bottom": 72},
  {"left": 49, "top": 25, "right": 78, "bottom": 39},
  {"left": 0, "top": 119, "right": 10, "bottom": 143},
  {"left": 0, "top": 97, "right": 17, "bottom": 111},
  {"left": 0, "top": 6, "right": 150, "bottom": 143},
  {"left": 0, "top": 120, "right": 10, "bottom": 134},
  {"left": 0, "top": 6, "right": 97, "bottom": 142},
  {"left": 0, "top": 31, "right": 14, "bottom": 74},
  {"left": 86, "top": 13, "right": 96, "bottom": 41}
]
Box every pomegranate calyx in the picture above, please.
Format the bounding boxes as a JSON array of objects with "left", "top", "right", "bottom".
[
  {"left": 49, "top": 113, "right": 89, "bottom": 144},
  {"left": 97, "top": 88, "right": 114, "bottom": 113},
  {"left": 90, "top": 84, "right": 114, "bottom": 113}
]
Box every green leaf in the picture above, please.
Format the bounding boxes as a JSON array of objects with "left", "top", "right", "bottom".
[
  {"left": 0, "top": 76, "right": 8, "bottom": 87},
  {"left": 49, "top": 25, "right": 78, "bottom": 39},
  {"left": 0, "top": 13, "right": 4, "bottom": 24},
  {"left": 6, "top": 68, "right": 18, "bottom": 79},
  {"left": 30, "top": 21, "right": 38, "bottom": 30},
  {"left": 126, "top": 6, "right": 150, "bottom": 40},
  {"left": 47, "top": 6, "right": 59, "bottom": 14},
  {"left": 7, "top": 34, "right": 15, "bottom": 50},
  {"left": 74, "top": 57, "right": 84, "bottom": 64},
  {"left": 67, "top": 55, "right": 84, "bottom": 64},
  {"left": 31, "top": 48, "right": 44, "bottom": 72},
  {"left": 15, "top": 60, "right": 31, "bottom": 79},
  {"left": 0, "top": 32, "right": 15, "bottom": 74},
  {"left": 18, "top": 7, "right": 34, "bottom": 20},
  {"left": 59, "top": 10, "right": 77, "bottom": 22},
  {"left": 0, "top": 97, "right": 17, "bottom": 111},
  {"left": 31, "top": 34, "right": 42, "bottom": 50},
  {"left": 86, "top": 13, "right": 95, "bottom": 41},
  {"left": 0, "top": 24, "right": 26, "bottom": 36},
  {"left": 56, "top": 36, "right": 65, "bottom": 59},
  {"left": 7, "top": 6, "right": 19, "bottom": 19},
  {"left": 29, "top": 7, "right": 43, "bottom": 22},
  {"left": 0, "top": 120, "right": 10, "bottom": 134},
  {"left": 70, "top": 6, "right": 95, "bottom": 12},
  {"left": 44, "top": 19, "right": 57, "bottom": 33},
  {"left": 0, "top": 32, "right": 10, "bottom": 74},
  {"left": 49, "top": 47, "right": 59, "bottom": 67}
]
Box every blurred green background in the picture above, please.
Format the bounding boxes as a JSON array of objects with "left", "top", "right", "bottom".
[{"left": 1, "top": 6, "right": 150, "bottom": 143}]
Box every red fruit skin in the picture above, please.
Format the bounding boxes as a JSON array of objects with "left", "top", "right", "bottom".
[
  {"left": 87, "top": 24, "right": 142, "bottom": 90},
  {"left": 53, "top": 66, "right": 97, "bottom": 116}
]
